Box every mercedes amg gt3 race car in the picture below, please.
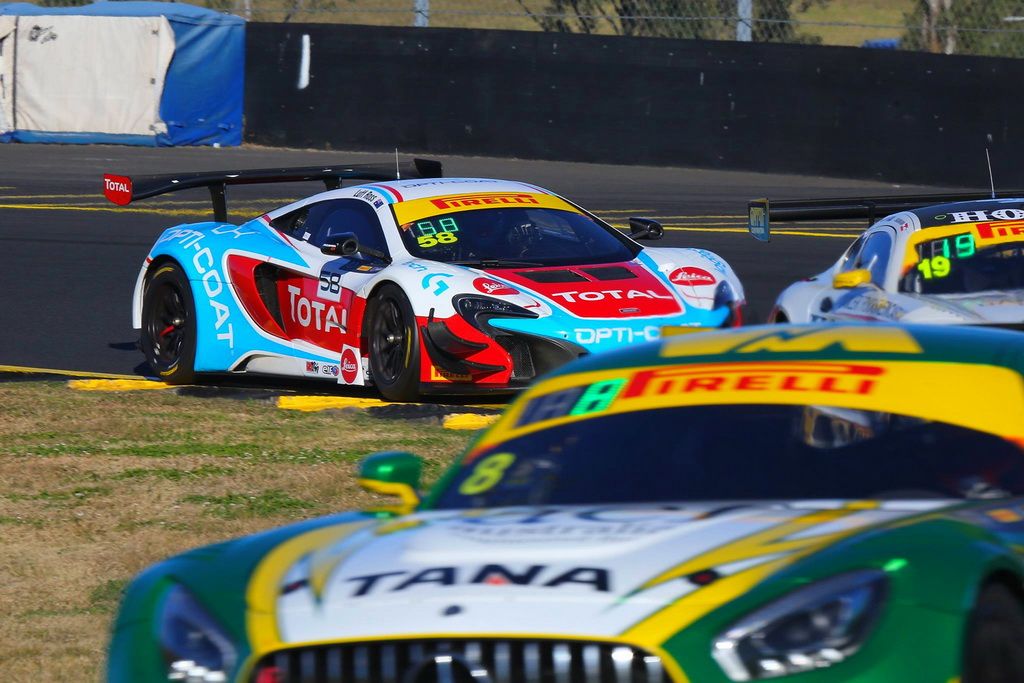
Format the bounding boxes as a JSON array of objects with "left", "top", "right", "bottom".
[
  {"left": 108, "top": 323, "right": 1024, "bottom": 682},
  {"left": 105, "top": 159, "right": 744, "bottom": 400},
  {"left": 749, "top": 191, "right": 1024, "bottom": 326}
]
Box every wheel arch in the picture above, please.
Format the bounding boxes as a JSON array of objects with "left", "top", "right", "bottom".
[{"left": 132, "top": 255, "right": 186, "bottom": 330}]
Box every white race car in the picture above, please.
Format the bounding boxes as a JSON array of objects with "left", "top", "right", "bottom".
[
  {"left": 106, "top": 159, "right": 745, "bottom": 400},
  {"left": 749, "top": 193, "right": 1024, "bottom": 326}
]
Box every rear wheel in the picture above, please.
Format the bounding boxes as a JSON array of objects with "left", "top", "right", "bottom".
[
  {"left": 141, "top": 263, "right": 197, "bottom": 384},
  {"left": 366, "top": 284, "right": 420, "bottom": 401},
  {"left": 963, "top": 583, "right": 1024, "bottom": 683}
]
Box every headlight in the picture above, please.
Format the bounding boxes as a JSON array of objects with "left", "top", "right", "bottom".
[
  {"left": 712, "top": 570, "right": 887, "bottom": 681},
  {"left": 454, "top": 294, "right": 537, "bottom": 332},
  {"left": 713, "top": 281, "right": 744, "bottom": 327},
  {"left": 158, "top": 585, "right": 236, "bottom": 682}
]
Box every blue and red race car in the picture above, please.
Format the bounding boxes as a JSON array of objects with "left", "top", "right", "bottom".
[{"left": 105, "top": 160, "right": 744, "bottom": 399}]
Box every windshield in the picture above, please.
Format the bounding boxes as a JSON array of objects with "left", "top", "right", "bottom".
[
  {"left": 900, "top": 231, "right": 1024, "bottom": 295},
  {"left": 432, "top": 404, "right": 1024, "bottom": 509},
  {"left": 397, "top": 207, "right": 637, "bottom": 266}
]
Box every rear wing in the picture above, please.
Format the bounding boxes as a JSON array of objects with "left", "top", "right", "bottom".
[
  {"left": 747, "top": 190, "right": 1024, "bottom": 241},
  {"left": 102, "top": 158, "right": 443, "bottom": 222}
]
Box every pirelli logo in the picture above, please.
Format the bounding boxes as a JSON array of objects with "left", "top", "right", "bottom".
[
  {"left": 430, "top": 192, "right": 541, "bottom": 210},
  {"left": 620, "top": 362, "right": 883, "bottom": 400}
]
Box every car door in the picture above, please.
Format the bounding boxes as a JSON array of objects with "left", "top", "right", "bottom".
[
  {"left": 269, "top": 199, "right": 390, "bottom": 374},
  {"left": 815, "top": 228, "right": 898, "bottom": 322}
]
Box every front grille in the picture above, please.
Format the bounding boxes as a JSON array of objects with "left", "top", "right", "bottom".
[
  {"left": 496, "top": 335, "right": 535, "bottom": 380},
  {"left": 252, "top": 638, "right": 673, "bottom": 683}
]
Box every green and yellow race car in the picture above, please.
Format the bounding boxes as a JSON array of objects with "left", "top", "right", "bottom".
[{"left": 109, "top": 324, "right": 1024, "bottom": 683}]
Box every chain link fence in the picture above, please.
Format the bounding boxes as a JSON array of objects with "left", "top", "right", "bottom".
[{"left": 33, "top": 0, "right": 1024, "bottom": 58}]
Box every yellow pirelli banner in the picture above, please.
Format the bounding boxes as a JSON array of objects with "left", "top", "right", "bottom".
[{"left": 392, "top": 191, "right": 582, "bottom": 225}]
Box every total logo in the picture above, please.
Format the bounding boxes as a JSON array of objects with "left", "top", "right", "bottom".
[
  {"left": 103, "top": 174, "right": 132, "bottom": 205},
  {"left": 473, "top": 278, "right": 518, "bottom": 296},
  {"left": 552, "top": 289, "right": 673, "bottom": 303},
  {"left": 669, "top": 266, "right": 717, "bottom": 287},
  {"left": 340, "top": 348, "right": 360, "bottom": 384},
  {"left": 287, "top": 285, "right": 346, "bottom": 333}
]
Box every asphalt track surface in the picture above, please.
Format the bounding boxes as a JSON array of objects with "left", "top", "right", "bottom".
[{"left": 0, "top": 144, "right": 956, "bottom": 378}]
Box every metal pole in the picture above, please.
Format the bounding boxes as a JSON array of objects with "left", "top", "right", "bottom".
[
  {"left": 737, "top": 0, "right": 752, "bottom": 41},
  {"left": 414, "top": 0, "right": 429, "bottom": 27}
]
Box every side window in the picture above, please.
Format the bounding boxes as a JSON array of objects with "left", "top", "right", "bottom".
[
  {"left": 837, "top": 235, "right": 866, "bottom": 273},
  {"left": 853, "top": 231, "right": 894, "bottom": 285},
  {"left": 307, "top": 199, "right": 388, "bottom": 253},
  {"left": 270, "top": 199, "right": 388, "bottom": 254}
]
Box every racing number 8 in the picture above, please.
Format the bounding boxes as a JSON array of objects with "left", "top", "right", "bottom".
[{"left": 458, "top": 452, "right": 516, "bottom": 495}]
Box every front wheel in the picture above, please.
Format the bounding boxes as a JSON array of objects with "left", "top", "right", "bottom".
[
  {"left": 140, "top": 262, "right": 197, "bottom": 384},
  {"left": 366, "top": 284, "right": 421, "bottom": 402},
  {"left": 963, "top": 583, "right": 1024, "bottom": 683}
]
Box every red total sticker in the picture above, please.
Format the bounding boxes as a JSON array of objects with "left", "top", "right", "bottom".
[
  {"left": 103, "top": 174, "right": 133, "bottom": 206},
  {"left": 473, "top": 278, "right": 518, "bottom": 296},
  {"left": 340, "top": 348, "right": 360, "bottom": 384},
  {"left": 669, "top": 266, "right": 717, "bottom": 287}
]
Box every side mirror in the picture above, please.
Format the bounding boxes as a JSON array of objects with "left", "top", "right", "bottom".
[
  {"left": 832, "top": 269, "right": 872, "bottom": 289},
  {"left": 321, "top": 232, "right": 359, "bottom": 256},
  {"left": 358, "top": 451, "right": 422, "bottom": 514},
  {"left": 629, "top": 217, "right": 664, "bottom": 241}
]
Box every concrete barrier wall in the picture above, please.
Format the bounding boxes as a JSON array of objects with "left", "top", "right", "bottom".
[{"left": 245, "top": 22, "right": 1024, "bottom": 186}]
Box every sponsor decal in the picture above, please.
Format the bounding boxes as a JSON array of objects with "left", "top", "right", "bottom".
[
  {"left": 404, "top": 261, "right": 429, "bottom": 272},
  {"left": 421, "top": 272, "right": 454, "bottom": 295},
  {"left": 840, "top": 295, "right": 906, "bottom": 320},
  {"left": 620, "top": 363, "right": 882, "bottom": 400},
  {"left": 340, "top": 348, "right": 360, "bottom": 384},
  {"left": 430, "top": 366, "right": 472, "bottom": 383},
  {"left": 340, "top": 564, "right": 611, "bottom": 598},
  {"left": 287, "top": 285, "right": 346, "bottom": 333},
  {"left": 158, "top": 227, "right": 260, "bottom": 350},
  {"left": 946, "top": 209, "right": 1024, "bottom": 224},
  {"left": 322, "top": 363, "right": 340, "bottom": 377},
  {"left": 669, "top": 266, "right": 717, "bottom": 287},
  {"left": 552, "top": 289, "right": 673, "bottom": 303},
  {"left": 473, "top": 278, "right": 518, "bottom": 296},
  {"left": 103, "top": 174, "right": 132, "bottom": 205},
  {"left": 976, "top": 219, "right": 1024, "bottom": 240},
  {"left": 430, "top": 192, "right": 541, "bottom": 210},
  {"left": 570, "top": 325, "right": 661, "bottom": 345},
  {"left": 353, "top": 188, "right": 385, "bottom": 209},
  {"left": 694, "top": 249, "right": 729, "bottom": 275},
  {"left": 305, "top": 361, "right": 320, "bottom": 374},
  {"left": 660, "top": 326, "right": 922, "bottom": 358}
]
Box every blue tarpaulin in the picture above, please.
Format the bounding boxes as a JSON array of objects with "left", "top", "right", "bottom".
[{"left": 0, "top": 1, "right": 244, "bottom": 146}]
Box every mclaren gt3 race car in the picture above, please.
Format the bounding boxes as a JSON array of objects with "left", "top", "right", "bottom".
[
  {"left": 110, "top": 323, "right": 1024, "bottom": 683},
  {"left": 749, "top": 191, "right": 1024, "bottom": 326},
  {"left": 105, "top": 160, "right": 744, "bottom": 400}
]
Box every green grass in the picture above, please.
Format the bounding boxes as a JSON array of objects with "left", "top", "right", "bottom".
[{"left": 0, "top": 380, "right": 478, "bottom": 681}]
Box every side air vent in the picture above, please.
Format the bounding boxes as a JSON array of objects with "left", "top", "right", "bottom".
[
  {"left": 254, "top": 264, "right": 285, "bottom": 329},
  {"left": 581, "top": 266, "right": 637, "bottom": 281},
  {"left": 515, "top": 270, "right": 587, "bottom": 283}
]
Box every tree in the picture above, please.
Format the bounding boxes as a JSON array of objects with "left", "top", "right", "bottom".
[{"left": 516, "top": 0, "right": 829, "bottom": 41}]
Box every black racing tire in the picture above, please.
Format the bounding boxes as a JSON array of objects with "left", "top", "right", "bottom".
[
  {"left": 773, "top": 311, "right": 789, "bottom": 324},
  {"left": 140, "top": 262, "right": 198, "bottom": 385},
  {"left": 366, "top": 284, "right": 421, "bottom": 402},
  {"left": 963, "top": 583, "right": 1024, "bottom": 683}
]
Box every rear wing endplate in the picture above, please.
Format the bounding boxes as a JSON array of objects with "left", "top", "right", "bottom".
[
  {"left": 103, "top": 158, "right": 443, "bottom": 222},
  {"left": 747, "top": 190, "right": 1024, "bottom": 241}
]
